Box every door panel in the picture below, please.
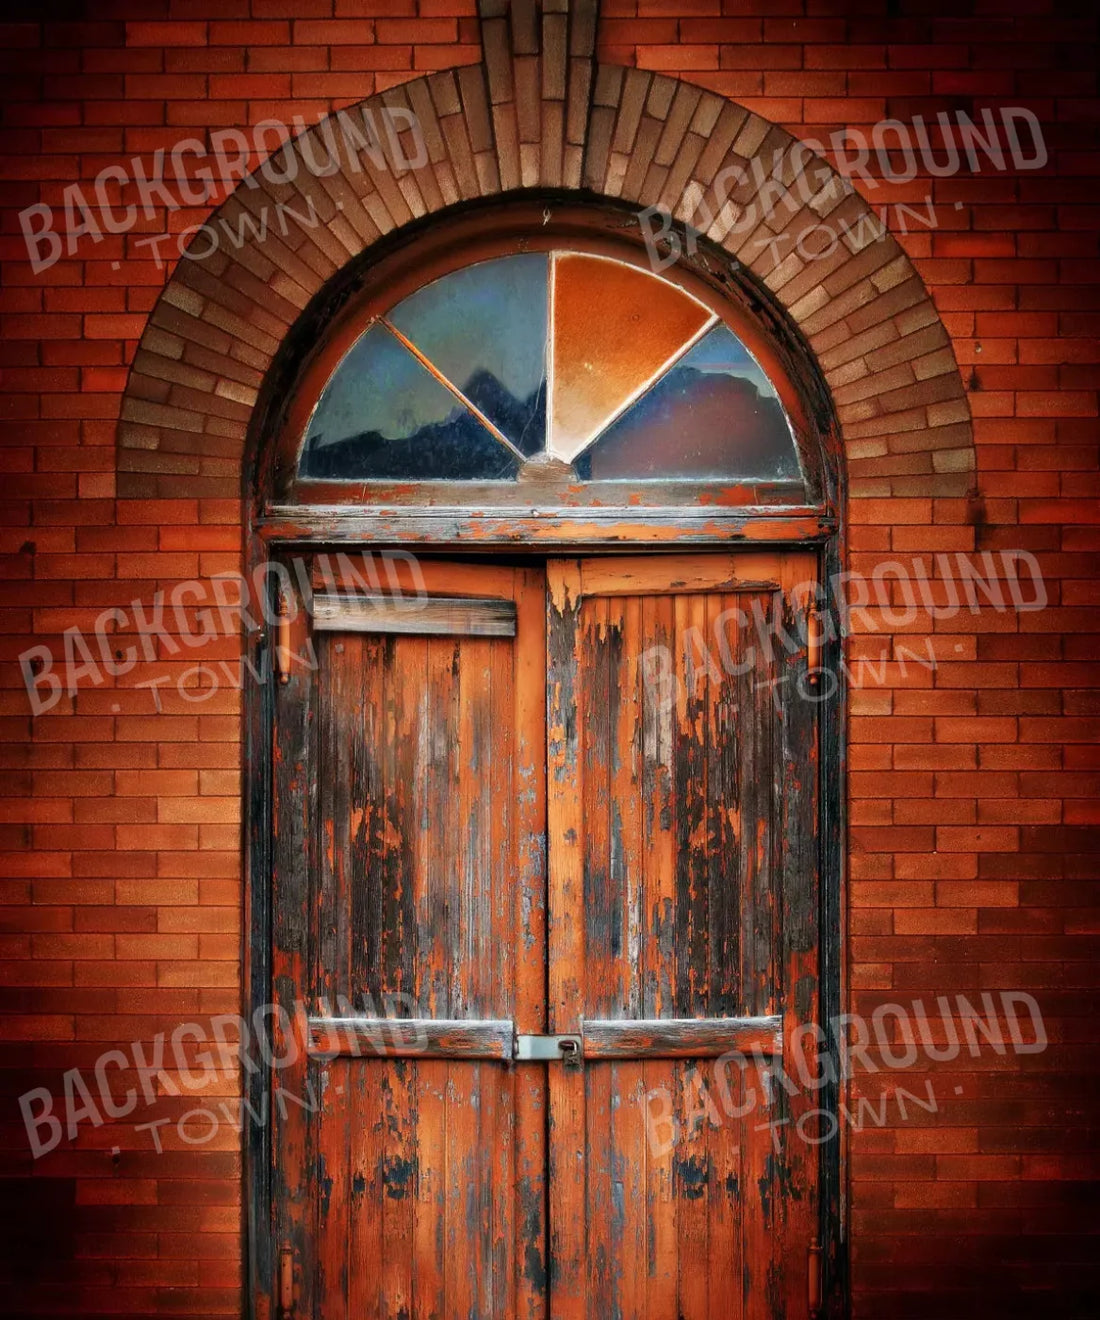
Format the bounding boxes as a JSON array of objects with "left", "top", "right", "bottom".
[
  {"left": 546, "top": 553, "right": 820, "bottom": 1320},
  {"left": 272, "top": 561, "right": 548, "bottom": 1320},
  {"left": 271, "top": 551, "right": 821, "bottom": 1320}
]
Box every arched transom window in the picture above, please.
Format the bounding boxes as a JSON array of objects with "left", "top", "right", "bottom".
[
  {"left": 297, "top": 251, "right": 802, "bottom": 487},
  {"left": 260, "top": 209, "right": 832, "bottom": 525}
]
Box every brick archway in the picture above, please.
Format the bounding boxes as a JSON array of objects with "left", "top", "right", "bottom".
[{"left": 115, "top": 0, "right": 974, "bottom": 505}]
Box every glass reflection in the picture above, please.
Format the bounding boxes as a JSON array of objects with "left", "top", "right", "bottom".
[
  {"left": 574, "top": 324, "right": 801, "bottom": 482},
  {"left": 298, "top": 323, "right": 521, "bottom": 481},
  {"left": 389, "top": 254, "right": 548, "bottom": 456}
]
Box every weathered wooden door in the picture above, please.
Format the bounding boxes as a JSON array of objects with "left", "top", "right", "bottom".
[
  {"left": 545, "top": 553, "right": 820, "bottom": 1320},
  {"left": 269, "top": 551, "right": 820, "bottom": 1319},
  {"left": 270, "top": 559, "right": 549, "bottom": 1319}
]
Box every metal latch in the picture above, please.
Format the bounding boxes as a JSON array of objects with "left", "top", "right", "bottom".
[
  {"left": 515, "top": 1034, "right": 582, "bottom": 1067},
  {"left": 808, "top": 1237, "right": 822, "bottom": 1317},
  {"left": 277, "top": 1247, "right": 295, "bottom": 1318}
]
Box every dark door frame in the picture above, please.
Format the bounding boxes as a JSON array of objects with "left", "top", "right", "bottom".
[
  {"left": 241, "top": 193, "right": 847, "bottom": 1320},
  {"left": 242, "top": 531, "right": 846, "bottom": 1320}
]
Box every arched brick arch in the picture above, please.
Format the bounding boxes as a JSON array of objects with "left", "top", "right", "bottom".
[{"left": 115, "top": 0, "right": 974, "bottom": 505}]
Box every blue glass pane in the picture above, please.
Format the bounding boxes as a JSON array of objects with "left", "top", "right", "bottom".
[
  {"left": 388, "top": 254, "right": 547, "bottom": 456},
  {"left": 574, "top": 323, "right": 801, "bottom": 483},
  {"left": 299, "top": 323, "right": 520, "bottom": 481}
]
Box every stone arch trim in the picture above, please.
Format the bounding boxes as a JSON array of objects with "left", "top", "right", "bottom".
[{"left": 116, "top": 0, "right": 974, "bottom": 504}]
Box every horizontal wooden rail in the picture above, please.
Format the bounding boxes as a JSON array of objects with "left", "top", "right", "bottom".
[
  {"left": 582, "top": 1016, "right": 783, "bottom": 1059},
  {"left": 309, "top": 1017, "right": 514, "bottom": 1059},
  {"left": 307, "top": 1015, "right": 784, "bottom": 1061},
  {"left": 312, "top": 592, "right": 517, "bottom": 637}
]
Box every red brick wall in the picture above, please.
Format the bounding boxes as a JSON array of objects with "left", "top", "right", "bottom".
[{"left": 1, "top": 2, "right": 1097, "bottom": 1317}]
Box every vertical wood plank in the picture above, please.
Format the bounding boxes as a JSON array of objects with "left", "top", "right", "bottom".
[
  {"left": 411, "top": 634, "right": 445, "bottom": 1317},
  {"left": 381, "top": 643, "right": 416, "bottom": 1316},
  {"left": 347, "top": 630, "right": 385, "bottom": 1320},
  {"left": 271, "top": 566, "right": 317, "bottom": 1319},
  {"left": 583, "top": 595, "right": 613, "bottom": 1316},
  {"left": 775, "top": 552, "right": 822, "bottom": 1320},
  {"left": 740, "top": 587, "right": 777, "bottom": 1320},
  {"left": 490, "top": 615, "right": 517, "bottom": 1319},
  {"left": 414, "top": 1061, "right": 446, "bottom": 1316},
  {"left": 348, "top": 1059, "right": 383, "bottom": 1320},
  {"left": 514, "top": 567, "right": 549, "bottom": 1319},
  {"left": 706, "top": 592, "right": 743, "bottom": 1320},
  {"left": 676, "top": 590, "right": 709, "bottom": 1320},
  {"left": 422, "top": 632, "right": 457, "bottom": 1317},
  {"left": 547, "top": 559, "right": 586, "bottom": 1320},
  {"left": 448, "top": 635, "right": 482, "bottom": 1317},
  {"left": 648, "top": 592, "right": 678, "bottom": 1318},
  {"left": 611, "top": 592, "right": 645, "bottom": 1320}
]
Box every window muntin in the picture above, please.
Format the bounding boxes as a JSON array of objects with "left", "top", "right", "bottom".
[
  {"left": 387, "top": 252, "right": 547, "bottom": 457},
  {"left": 296, "top": 251, "right": 802, "bottom": 488},
  {"left": 546, "top": 251, "right": 714, "bottom": 462}
]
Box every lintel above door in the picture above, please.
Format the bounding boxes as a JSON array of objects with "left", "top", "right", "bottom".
[{"left": 256, "top": 503, "right": 835, "bottom": 549}]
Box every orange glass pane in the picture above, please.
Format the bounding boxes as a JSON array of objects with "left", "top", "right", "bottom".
[{"left": 548, "top": 253, "right": 714, "bottom": 462}]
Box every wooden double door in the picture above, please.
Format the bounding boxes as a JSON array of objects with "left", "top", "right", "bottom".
[{"left": 270, "top": 551, "right": 821, "bottom": 1320}]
